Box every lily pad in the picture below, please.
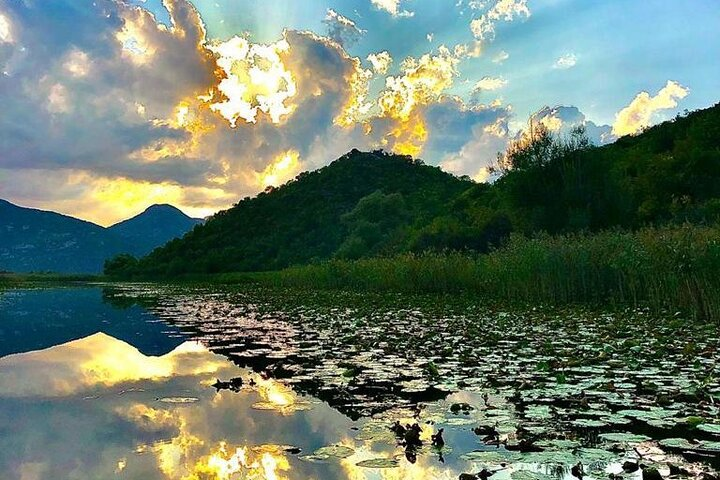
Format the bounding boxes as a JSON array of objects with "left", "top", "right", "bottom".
[
  {"left": 697, "top": 423, "right": 720, "bottom": 434},
  {"left": 311, "top": 445, "right": 355, "bottom": 459},
  {"left": 355, "top": 458, "right": 399, "bottom": 468},
  {"left": 599, "top": 432, "right": 652, "bottom": 443}
]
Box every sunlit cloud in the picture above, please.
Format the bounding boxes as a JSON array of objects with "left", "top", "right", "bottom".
[
  {"left": 0, "top": 333, "right": 224, "bottom": 397},
  {"left": 205, "top": 35, "right": 297, "bottom": 126},
  {"left": 63, "top": 49, "right": 91, "bottom": 77},
  {"left": 554, "top": 52, "right": 577, "bottom": 69},
  {"left": 471, "top": 0, "right": 530, "bottom": 42},
  {"left": 492, "top": 50, "right": 509, "bottom": 63},
  {"left": 367, "top": 51, "right": 392, "bottom": 75},
  {"left": 324, "top": 8, "right": 366, "bottom": 46},
  {"left": 46, "top": 82, "right": 70, "bottom": 114},
  {"left": 258, "top": 150, "right": 302, "bottom": 189},
  {"left": 523, "top": 105, "right": 614, "bottom": 145},
  {"left": 374, "top": 46, "right": 461, "bottom": 155},
  {"left": 0, "top": 11, "right": 13, "bottom": 43},
  {"left": 612, "top": 80, "right": 689, "bottom": 136},
  {"left": 370, "top": 0, "right": 414, "bottom": 18},
  {"left": 473, "top": 76, "right": 507, "bottom": 92},
  {"left": 2, "top": 0, "right": 699, "bottom": 226},
  {"left": 378, "top": 47, "right": 459, "bottom": 121}
]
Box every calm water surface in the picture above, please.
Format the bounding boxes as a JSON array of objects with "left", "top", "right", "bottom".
[{"left": 0, "top": 285, "right": 718, "bottom": 480}]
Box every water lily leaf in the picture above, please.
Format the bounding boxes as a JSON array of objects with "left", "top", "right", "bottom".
[
  {"left": 571, "top": 419, "right": 607, "bottom": 428},
  {"left": 461, "top": 451, "right": 521, "bottom": 463},
  {"left": 658, "top": 438, "right": 695, "bottom": 449},
  {"left": 536, "top": 439, "right": 581, "bottom": 449},
  {"left": 697, "top": 423, "right": 720, "bottom": 434},
  {"left": 355, "top": 458, "right": 399, "bottom": 468},
  {"left": 311, "top": 445, "right": 355, "bottom": 459},
  {"left": 697, "top": 441, "right": 720, "bottom": 452},
  {"left": 599, "top": 432, "right": 651, "bottom": 443},
  {"left": 511, "top": 470, "right": 554, "bottom": 480}
]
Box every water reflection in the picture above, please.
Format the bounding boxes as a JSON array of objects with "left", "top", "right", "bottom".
[
  {"left": 0, "top": 287, "right": 183, "bottom": 357},
  {"left": 0, "top": 286, "right": 718, "bottom": 479},
  {"left": 0, "top": 331, "right": 474, "bottom": 479}
]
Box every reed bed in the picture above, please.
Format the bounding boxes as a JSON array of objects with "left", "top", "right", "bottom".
[{"left": 260, "top": 225, "right": 720, "bottom": 321}]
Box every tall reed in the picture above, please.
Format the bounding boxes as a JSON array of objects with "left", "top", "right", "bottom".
[{"left": 261, "top": 225, "right": 720, "bottom": 321}]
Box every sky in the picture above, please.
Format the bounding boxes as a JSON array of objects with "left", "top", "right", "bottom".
[{"left": 0, "top": 0, "right": 718, "bottom": 226}]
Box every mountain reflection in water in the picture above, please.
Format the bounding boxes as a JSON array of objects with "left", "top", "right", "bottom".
[
  {"left": 0, "top": 331, "right": 461, "bottom": 479},
  {"left": 0, "top": 286, "right": 718, "bottom": 480}
]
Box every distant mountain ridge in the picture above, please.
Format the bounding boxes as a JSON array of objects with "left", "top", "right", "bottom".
[
  {"left": 0, "top": 200, "right": 201, "bottom": 273},
  {"left": 111, "top": 149, "right": 475, "bottom": 275},
  {"left": 108, "top": 102, "right": 720, "bottom": 278},
  {"left": 108, "top": 204, "right": 203, "bottom": 257}
]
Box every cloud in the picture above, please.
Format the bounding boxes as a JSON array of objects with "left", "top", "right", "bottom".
[
  {"left": 204, "top": 35, "right": 297, "bottom": 126},
  {"left": 440, "top": 113, "right": 511, "bottom": 182},
  {"left": 612, "top": 80, "right": 689, "bottom": 136},
  {"left": 553, "top": 52, "right": 577, "bottom": 69},
  {"left": 473, "top": 76, "right": 508, "bottom": 92},
  {"left": 0, "top": 0, "right": 513, "bottom": 225},
  {"left": 323, "top": 8, "right": 366, "bottom": 46},
  {"left": 370, "top": 0, "right": 414, "bottom": 17},
  {"left": 367, "top": 51, "right": 393, "bottom": 74},
  {"left": 492, "top": 50, "right": 509, "bottom": 64},
  {"left": 0, "top": 11, "right": 13, "bottom": 43},
  {"left": 471, "top": 0, "right": 530, "bottom": 42},
  {"left": 524, "top": 105, "right": 614, "bottom": 145},
  {"left": 371, "top": 46, "right": 462, "bottom": 156}
]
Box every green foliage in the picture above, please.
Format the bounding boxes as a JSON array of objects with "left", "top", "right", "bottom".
[
  {"left": 109, "top": 102, "right": 720, "bottom": 315},
  {"left": 335, "top": 191, "right": 410, "bottom": 259},
  {"left": 264, "top": 225, "right": 720, "bottom": 321},
  {"left": 115, "top": 150, "right": 472, "bottom": 276},
  {"left": 103, "top": 254, "right": 139, "bottom": 277}
]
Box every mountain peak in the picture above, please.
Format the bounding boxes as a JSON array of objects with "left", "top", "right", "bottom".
[
  {"left": 108, "top": 203, "right": 203, "bottom": 256},
  {"left": 143, "top": 204, "right": 183, "bottom": 214}
]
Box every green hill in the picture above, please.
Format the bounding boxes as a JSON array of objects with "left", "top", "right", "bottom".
[
  {"left": 0, "top": 200, "right": 202, "bottom": 273},
  {"left": 108, "top": 204, "right": 203, "bottom": 256},
  {"left": 118, "top": 150, "right": 474, "bottom": 275},
  {"left": 111, "top": 103, "right": 720, "bottom": 278}
]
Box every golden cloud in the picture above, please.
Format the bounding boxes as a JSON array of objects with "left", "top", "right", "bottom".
[
  {"left": 612, "top": 80, "right": 689, "bottom": 136},
  {"left": 374, "top": 46, "right": 460, "bottom": 155},
  {"left": 367, "top": 51, "right": 393, "bottom": 75},
  {"left": 0, "top": 11, "right": 14, "bottom": 43},
  {"left": 205, "top": 35, "right": 297, "bottom": 126},
  {"left": 257, "top": 150, "right": 302, "bottom": 189},
  {"left": 0, "top": 333, "right": 226, "bottom": 397},
  {"left": 473, "top": 76, "right": 507, "bottom": 92}
]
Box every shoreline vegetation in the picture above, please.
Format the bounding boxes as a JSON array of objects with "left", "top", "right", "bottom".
[
  {"left": 6, "top": 105, "right": 720, "bottom": 321},
  {"left": 199, "top": 224, "right": 720, "bottom": 322},
  {"left": 94, "top": 224, "right": 720, "bottom": 322},
  {"left": 5, "top": 223, "right": 720, "bottom": 321}
]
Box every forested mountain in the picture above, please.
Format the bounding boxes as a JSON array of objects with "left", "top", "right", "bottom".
[
  {"left": 0, "top": 199, "right": 124, "bottom": 274},
  {"left": 108, "top": 204, "right": 202, "bottom": 256},
  {"left": 108, "top": 103, "right": 720, "bottom": 277},
  {"left": 112, "top": 150, "right": 475, "bottom": 275},
  {"left": 0, "top": 201, "right": 201, "bottom": 273}
]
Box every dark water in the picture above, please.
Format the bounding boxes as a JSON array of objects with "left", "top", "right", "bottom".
[{"left": 0, "top": 285, "right": 718, "bottom": 480}]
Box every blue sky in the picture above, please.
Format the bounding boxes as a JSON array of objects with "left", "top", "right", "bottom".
[
  {"left": 0, "top": 0, "right": 718, "bottom": 224},
  {"left": 135, "top": 0, "right": 720, "bottom": 125}
]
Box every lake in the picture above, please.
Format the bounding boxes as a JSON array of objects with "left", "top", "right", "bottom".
[{"left": 0, "top": 284, "right": 718, "bottom": 480}]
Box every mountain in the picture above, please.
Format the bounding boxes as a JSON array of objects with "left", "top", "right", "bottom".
[
  {"left": 0, "top": 201, "right": 201, "bottom": 273},
  {"left": 0, "top": 199, "right": 126, "bottom": 274},
  {"left": 108, "top": 204, "right": 202, "bottom": 256},
  {"left": 114, "top": 150, "right": 474, "bottom": 276},
  {"left": 109, "top": 103, "right": 720, "bottom": 278}
]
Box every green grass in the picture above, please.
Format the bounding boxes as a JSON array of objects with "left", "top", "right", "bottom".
[
  {"left": 0, "top": 272, "right": 101, "bottom": 289},
  {"left": 247, "top": 225, "right": 720, "bottom": 321}
]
